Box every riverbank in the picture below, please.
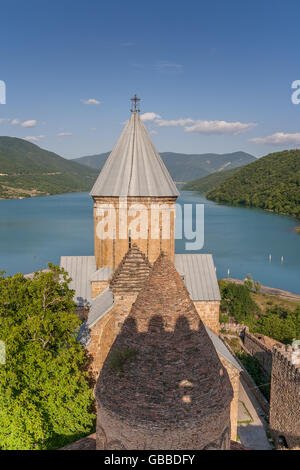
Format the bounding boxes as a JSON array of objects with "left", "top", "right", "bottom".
[{"left": 223, "top": 277, "right": 300, "bottom": 302}]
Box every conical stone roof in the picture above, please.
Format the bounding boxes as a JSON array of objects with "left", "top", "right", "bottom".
[
  {"left": 97, "top": 253, "right": 233, "bottom": 427},
  {"left": 109, "top": 244, "right": 152, "bottom": 294},
  {"left": 90, "top": 111, "right": 179, "bottom": 198}
]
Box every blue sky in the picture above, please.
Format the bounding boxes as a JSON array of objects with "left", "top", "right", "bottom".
[{"left": 1, "top": 0, "right": 300, "bottom": 159}]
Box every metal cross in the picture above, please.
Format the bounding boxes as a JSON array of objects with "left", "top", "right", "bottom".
[{"left": 130, "top": 94, "right": 141, "bottom": 111}]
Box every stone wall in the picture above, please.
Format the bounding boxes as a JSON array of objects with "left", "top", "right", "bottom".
[
  {"left": 113, "top": 293, "right": 138, "bottom": 334},
  {"left": 93, "top": 196, "right": 177, "bottom": 269},
  {"left": 243, "top": 329, "right": 280, "bottom": 376},
  {"left": 96, "top": 404, "right": 231, "bottom": 450},
  {"left": 86, "top": 310, "right": 116, "bottom": 378},
  {"left": 87, "top": 293, "right": 138, "bottom": 377},
  {"left": 220, "top": 356, "right": 240, "bottom": 441},
  {"left": 91, "top": 281, "right": 109, "bottom": 299},
  {"left": 194, "top": 301, "right": 220, "bottom": 335},
  {"left": 270, "top": 345, "right": 300, "bottom": 449}
]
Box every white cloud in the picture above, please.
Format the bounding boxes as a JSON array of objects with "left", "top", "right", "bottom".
[
  {"left": 57, "top": 132, "right": 72, "bottom": 137},
  {"left": 149, "top": 129, "right": 158, "bottom": 135},
  {"left": 156, "top": 118, "right": 194, "bottom": 127},
  {"left": 156, "top": 62, "right": 183, "bottom": 73},
  {"left": 140, "top": 112, "right": 161, "bottom": 122},
  {"left": 25, "top": 135, "right": 45, "bottom": 142},
  {"left": 82, "top": 98, "right": 101, "bottom": 105},
  {"left": 21, "top": 119, "right": 37, "bottom": 128},
  {"left": 0, "top": 118, "right": 9, "bottom": 124},
  {"left": 184, "top": 120, "right": 257, "bottom": 135},
  {"left": 249, "top": 132, "right": 300, "bottom": 145},
  {"left": 11, "top": 119, "right": 20, "bottom": 125}
]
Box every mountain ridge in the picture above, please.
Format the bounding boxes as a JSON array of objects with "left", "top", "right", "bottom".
[{"left": 73, "top": 150, "right": 256, "bottom": 182}]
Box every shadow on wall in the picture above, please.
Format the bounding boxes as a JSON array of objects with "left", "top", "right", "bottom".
[{"left": 95, "top": 314, "right": 233, "bottom": 450}]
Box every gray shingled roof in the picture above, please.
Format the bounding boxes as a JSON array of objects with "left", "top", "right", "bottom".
[
  {"left": 60, "top": 256, "right": 96, "bottom": 306},
  {"left": 60, "top": 253, "right": 220, "bottom": 305},
  {"left": 205, "top": 326, "right": 242, "bottom": 372},
  {"left": 87, "top": 288, "right": 114, "bottom": 328},
  {"left": 90, "top": 266, "right": 113, "bottom": 282},
  {"left": 90, "top": 111, "right": 179, "bottom": 197},
  {"left": 77, "top": 288, "right": 114, "bottom": 346},
  {"left": 175, "top": 254, "right": 221, "bottom": 301}
]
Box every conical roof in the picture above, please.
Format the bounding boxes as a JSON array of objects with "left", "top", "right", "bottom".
[
  {"left": 90, "top": 111, "right": 179, "bottom": 197},
  {"left": 97, "top": 253, "right": 233, "bottom": 426},
  {"left": 109, "top": 244, "right": 152, "bottom": 294}
]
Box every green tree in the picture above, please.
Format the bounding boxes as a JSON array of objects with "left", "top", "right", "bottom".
[
  {"left": 219, "top": 281, "right": 260, "bottom": 327},
  {"left": 0, "top": 265, "right": 95, "bottom": 450},
  {"left": 255, "top": 305, "right": 298, "bottom": 344}
]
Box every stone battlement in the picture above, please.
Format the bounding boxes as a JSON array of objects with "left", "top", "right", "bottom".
[{"left": 272, "top": 344, "right": 300, "bottom": 381}]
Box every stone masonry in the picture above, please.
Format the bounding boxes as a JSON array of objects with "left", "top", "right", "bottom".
[
  {"left": 93, "top": 196, "right": 176, "bottom": 270},
  {"left": 96, "top": 253, "right": 233, "bottom": 450},
  {"left": 243, "top": 328, "right": 281, "bottom": 377},
  {"left": 194, "top": 300, "right": 220, "bottom": 336},
  {"left": 270, "top": 344, "right": 300, "bottom": 449}
]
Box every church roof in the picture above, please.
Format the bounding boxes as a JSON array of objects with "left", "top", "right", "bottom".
[
  {"left": 60, "top": 255, "right": 96, "bottom": 306},
  {"left": 90, "top": 110, "right": 179, "bottom": 198},
  {"left": 60, "top": 253, "right": 221, "bottom": 306},
  {"left": 109, "top": 244, "right": 152, "bottom": 294},
  {"left": 97, "top": 253, "right": 233, "bottom": 426},
  {"left": 175, "top": 254, "right": 221, "bottom": 301}
]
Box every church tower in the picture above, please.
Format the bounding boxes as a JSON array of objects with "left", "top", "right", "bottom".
[{"left": 90, "top": 96, "right": 179, "bottom": 270}]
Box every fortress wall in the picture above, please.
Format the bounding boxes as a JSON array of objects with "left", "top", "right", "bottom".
[
  {"left": 243, "top": 330, "right": 275, "bottom": 376},
  {"left": 270, "top": 345, "right": 300, "bottom": 449}
]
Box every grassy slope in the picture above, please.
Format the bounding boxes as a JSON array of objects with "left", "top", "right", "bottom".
[
  {"left": 0, "top": 137, "right": 98, "bottom": 198},
  {"left": 207, "top": 149, "right": 300, "bottom": 219}
]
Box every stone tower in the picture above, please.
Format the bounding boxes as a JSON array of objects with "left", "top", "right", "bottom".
[
  {"left": 95, "top": 253, "right": 233, "bottom": 450},
  {"left": 90, "top": 100, "right": 179, "bottom": 270},
  {"left": 270, "top": 344, "right": 300, "bottom": 449}
]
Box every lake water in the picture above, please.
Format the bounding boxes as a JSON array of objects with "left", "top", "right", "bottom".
[{"left": 0, "top": 191, "right": 299, "bottom": 294}]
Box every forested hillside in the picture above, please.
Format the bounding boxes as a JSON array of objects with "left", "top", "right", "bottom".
[
  {"left": 207, "top": 149, "right": 300, "bottom": 218},
  {"left": 182, "top": 167, "right": 238, "bottom": 193},
  {"left": 0, "top": 137, "right": 98, "bottom": 198}
]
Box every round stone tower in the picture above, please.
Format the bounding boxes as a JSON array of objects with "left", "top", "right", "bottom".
[{"left": 95, "top": 253, "right": 233, "bottom": 450}]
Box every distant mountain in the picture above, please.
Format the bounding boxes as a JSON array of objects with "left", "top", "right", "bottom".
[
  {"left": 0, "top": 137, "right": 98, "bottom": 199},
  {"left": 182, "top": 167, "right": 239, "bottom": 193},
  {"left": 73, "top": 151, "right": 256, "bottom": 182},
  {"left": 207, "top": 149, "right": 300, "bottom": 219}
]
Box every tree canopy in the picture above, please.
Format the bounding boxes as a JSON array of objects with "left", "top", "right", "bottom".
[
  {"left": 207, "top": 149, "right": 300, "bottom": 219},
  {"left": 219, "top": 280, "right": 300, "bottom": 344},
  {"left": 0, "top": 264, "right": 95, "bottom": 450}
]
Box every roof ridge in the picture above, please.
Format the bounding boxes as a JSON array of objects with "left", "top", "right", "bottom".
[{"left": 90, "top": 111, "right": 179, "bottom": 197}]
